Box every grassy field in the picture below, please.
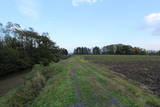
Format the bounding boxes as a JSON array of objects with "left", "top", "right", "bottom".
[{"left": 0, "top": 55, "right": 160, "bottom": 107}]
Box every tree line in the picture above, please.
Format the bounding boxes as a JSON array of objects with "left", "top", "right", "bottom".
[
  {"left": 74, "top": 44, "right": 160, "bottom": 55},
  {"left": 0, "top": 22, "right": 68, "bottom": 76}
]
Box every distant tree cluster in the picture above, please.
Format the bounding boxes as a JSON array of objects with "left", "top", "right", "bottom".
[
  {"left": 0, "top": 22, "right": 68, "bottom": 76},
  {"left": 74, "top": 44, "right": 159, "bottom": 55},
  {"left": 93, "top": 46, "right": 101, "bottom": 55},
  {"left": 102, "top": 44, "right": 146, "bottom": 55},
  {"left": 74, "top": 47, "right": 91, "bottom": 55}
]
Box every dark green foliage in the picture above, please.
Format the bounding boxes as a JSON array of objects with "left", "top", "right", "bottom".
[
  {"left": 59, "top": 48, "right": 68, "bottom": 55},
  {"left": 74, "top": 47, "right": 91, "bottom": 55},
  {"left": 92, "top": 46, "right": 101, "bottom": 55},
  {"left": 0, "top": 48, "right": 19, "bottom": 75},
  {"left": 102, "top": 44, "right": 146, "bottom": 55},
  {"left": 74, "top": 44, "right": 147, "bottom": 55},
  {"left": 0, "top": 48, "right": 32, "bottom": 75},
  {"left": 158, "top": 51, "right": 160, "bottom": 55},
  {"left": 0, "top": 22, "right": 68, "bottom": 76},
  {"left": 146, "top": 50, "right": 160, "bottom": 55},
  {"left": 74, "top": 44, "right": 148, "bottom": 55}
]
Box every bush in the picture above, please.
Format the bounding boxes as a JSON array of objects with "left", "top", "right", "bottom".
[
  {"left": 40, "top": 58, "right": 50, "bottom": 66},
  {"left": 0, "top": 48, "right": 19, "bottom": 75},
  {"left": 0, "top": 48, "right": 32, "bottom": 76}
]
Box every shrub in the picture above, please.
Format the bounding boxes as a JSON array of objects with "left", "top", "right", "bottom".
[{"left": 0, "top": 48, "right": 19, "bottom": 75}]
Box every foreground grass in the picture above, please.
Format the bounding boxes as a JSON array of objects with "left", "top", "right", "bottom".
[
  {"left": 31, "top": 59, "right": 76, "bottom": 107},
  {"left": 0, "top": 64, "right": 58, "bottom": 107},
  {"left": 31, "top": 56, "right": 160, "bottom": 107},
  {"left": 0, "top": 55, "right": 160, "bottom": 107}
]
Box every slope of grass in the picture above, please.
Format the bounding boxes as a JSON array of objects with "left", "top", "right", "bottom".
[{"left": 0, "top": 64, "right": 57, "bottom": 107}]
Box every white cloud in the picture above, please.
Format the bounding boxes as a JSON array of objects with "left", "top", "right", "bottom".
[
  {"left": 145, "top": 13, "right": 160, "bottom": 24},
  {"left": 145, "top": 13, "right": 160, "bottom": 35},
  {"left": 16, "top": 0, "right": 39, "bottom": 19},
  {"left": 72, "top": 0, "right": 98, "bottom": 7}
]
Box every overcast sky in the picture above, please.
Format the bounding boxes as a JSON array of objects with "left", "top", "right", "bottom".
[{"left": 0, "top": 0, "right": 160, "bottom": 52}]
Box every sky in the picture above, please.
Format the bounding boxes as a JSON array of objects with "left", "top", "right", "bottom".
[{"left": 0, "top": 0, "right": 160, "bottom": 52}]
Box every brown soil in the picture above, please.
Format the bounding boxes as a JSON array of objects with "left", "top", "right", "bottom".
[
  {"left": 0, "top": 71, "right": 29, "bottom": 96},
  {"left": 85, "top": 57, "right": 160, "bottom": 97}
]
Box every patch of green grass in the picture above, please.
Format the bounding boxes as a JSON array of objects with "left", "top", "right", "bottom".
[{"left": 31, "top": 59, "right": 76, "bottom": 107}]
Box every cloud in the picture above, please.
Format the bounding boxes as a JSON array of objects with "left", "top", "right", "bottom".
[
  {"left": 145, "top": 13, "right": 160, "bottom": 35},
  {"left": 16, "top": 0, "right": 39, "bottom": 19},
  {"left": 72, "top": 0, "right": 99, "bottom": 7},
  {"left": 145, "top": 13, "right": 160, "bottom": 24}
]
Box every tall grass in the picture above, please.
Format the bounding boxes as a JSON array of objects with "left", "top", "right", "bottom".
[
  {"left": 1, "top": 63, "right": 56, "bottom": 107},
  {"left": 7, "top": 72, "right": 46, "bottom": 107}
]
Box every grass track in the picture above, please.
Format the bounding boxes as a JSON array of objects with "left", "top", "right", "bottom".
[{"left": 31, "top": 56, "right": 160, "bottom": 107}]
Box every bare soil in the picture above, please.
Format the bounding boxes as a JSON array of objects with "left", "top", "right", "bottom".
[{"left": 85, "top": 57, "right": 160, "bottom": 97}]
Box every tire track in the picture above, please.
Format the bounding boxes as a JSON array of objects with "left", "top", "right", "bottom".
[
  {"left": 79, "top": 62, "right": 123, "bottom": 107},
  {"left": 70, "top": 71, "right": 85, "bottom": 107}
]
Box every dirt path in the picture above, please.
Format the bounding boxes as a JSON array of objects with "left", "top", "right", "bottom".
[
  {"left": 0, "top": 71, "right": 29, "bottom": 96},
  {"left": 71, "top": 71, "right": 85, "bottom": 107}
]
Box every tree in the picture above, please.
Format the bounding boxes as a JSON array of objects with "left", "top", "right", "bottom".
[
  {"left": 92, "top": 46, "right": 101, "bottom": 55},
  {"left": 74, "top": 47, "right": 91, "bottom": 55},
  {"left": 59, "top": 48, "right": 68, "bottom": 55},
  {"left": 0, "top": 22, "right": 68, "bottom": 76},
  {"left": 158, "top": 51, "right": 160, "bottom": 55},
  {"left": 101, "top": 44, "right": 146, "bottom": 55}
]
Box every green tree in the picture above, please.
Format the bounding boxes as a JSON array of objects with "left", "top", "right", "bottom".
[
  {"left": 74, "top": 47, "right": 91, "bottom": 55},
  {"left": 0, "top": 22, "right": 68, "bottom": 75},
  {"left": 93, "top": 46, "right": 101, "bottom": 55}
]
